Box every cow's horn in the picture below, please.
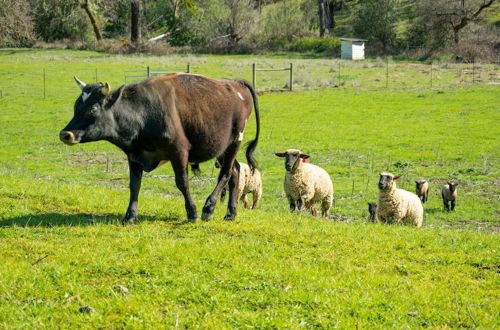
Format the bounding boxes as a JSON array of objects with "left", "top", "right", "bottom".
[
  {"left": 102, "top": 82, "right": 111, "bottom": 95},
  {"left": 74, "top": 76, "right": 86, "bottom": 90}
]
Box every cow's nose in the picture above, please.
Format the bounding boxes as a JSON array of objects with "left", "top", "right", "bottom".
[{"left": 59, "top": 130, "right": 75, "bottom": 143}]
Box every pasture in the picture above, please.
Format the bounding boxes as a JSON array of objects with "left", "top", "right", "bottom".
[{"left": 0, "top": 49, "right": 499, "bottom": 328}]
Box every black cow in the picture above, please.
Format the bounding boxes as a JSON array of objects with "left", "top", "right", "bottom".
[{"left": 59, "top": 74, "right": 260, "bottom": 223}]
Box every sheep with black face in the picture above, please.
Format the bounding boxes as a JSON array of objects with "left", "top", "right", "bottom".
[
  {"left": 441, "top": 182, "right": 458, "bottom": 211},
  {"left": 275, "top": 149, "right": 333, "bottom": 217},
  {"left": 415, "top": 179, "right": 429, "bottom": 203}
]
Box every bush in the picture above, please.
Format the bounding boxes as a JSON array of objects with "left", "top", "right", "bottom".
[{"left": 285, "top": 37, "right": 340, "bottom": 54}]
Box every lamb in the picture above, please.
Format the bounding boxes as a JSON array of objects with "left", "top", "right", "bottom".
[
  {"left": 218, "top": 161, "right": 262, "bottom": 209},
  {"left": 368, "top": 202, "right": 377, "bottom": 222},
  {"left": 441, "top": 182, "right": 458, "bottom": 211},
  {"left": 376, "top": 172, "right": 423, "bottom": 227},
  {"left": 275, "top": 149, "right": 333, "bottom": 217},
  {"left": 415, "top": 179, "right": 429, "bottom": 203}
]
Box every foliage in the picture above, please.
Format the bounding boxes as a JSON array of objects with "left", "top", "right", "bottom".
[
  {"left": 28, "top": 0, "right": 92, "bottom": 42},
  {"left": 352, "top": 0, "right": 398, "bottom": 52},
  {"left": 281, "top": 36, "right": 341, "bottom": 53},
  {"left": 0, "top": 0, "right": 36, "bottom": 47}
]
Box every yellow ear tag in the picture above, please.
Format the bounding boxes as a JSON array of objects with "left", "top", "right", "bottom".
[{"left": 102, "top": 82, "right": 111, "bottom": 95}]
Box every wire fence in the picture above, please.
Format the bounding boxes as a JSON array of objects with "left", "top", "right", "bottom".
[{"left": 0, "top": 58, "right": 498, "bottom": 99}]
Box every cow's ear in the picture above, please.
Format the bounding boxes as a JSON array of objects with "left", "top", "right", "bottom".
[
  {"left": 74, "top": 76, "right": 86, "bottom": 90},
  {"left": 300, "top": 153, "right": 310, "bottom": 159},
  {"left": 101, "top": 82, "right": 111, "bottom": 95},
  {"left": 394, "top": 175, "right": 402, "bottom": 181},
  {"left": 275, "top": 152, "right": 286, "bottom": 157},
  {"left": 104, "top": 86, "right": 123, "bottom": 109}
]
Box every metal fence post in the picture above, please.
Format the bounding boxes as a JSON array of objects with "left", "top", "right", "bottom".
[
  {"left": 338, "top": 61, "right": 341, "bottom": 86},
  {"left": 187, "top": 63, "right": 191, "bottom": 73},
  {"left": 289, "top": 63, "right": 293, "bottom": 91},
  {"left": 430, "top": 62, "right": 433, "bottom": 88},
  {"left": 43, "top": 68, "right": 46, "bottom": 99},
  {"left": 472, "top": 61, "right": 475, "bottom": 84},
  {"left": 386, "top": 58, "right": 389, "bottom": 88},
  {"left": 252, "top": 63, "right": 256, "bottom": 89},
  {"left": 147, "top": 66, "right": 150, "bottom": 78}
]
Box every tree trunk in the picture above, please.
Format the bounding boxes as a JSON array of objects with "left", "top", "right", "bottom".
[
  {"left": 318, "top": 0, "right": 325, "bottom": 37},
  {"left": 131, "top": 0, "right": 141, "bottom": 44},
  {"left": 80, "top": 0, "right": 102, "bottom": 41}
]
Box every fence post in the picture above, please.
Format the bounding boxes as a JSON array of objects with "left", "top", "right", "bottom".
[
  {"left": 289, "top": 63, "right": 293, "bottom": 91},
  {"left": 385, "top": 58, "right": 389, "bottom": 88},
  {"left": 252, "top": 63, "right": 256, "bottom": 89},
  {"left": 95, "top": 68, "right": 98, "bottom": 83},
  {"left": 338, "top": 61, "right": 341, "bottom": 86},
  {"left": 147, "top": 66, "right": 150, "bottom": 78},
  {"left": 430, "top": 62, "right": 433, "bottom": 88},
  {"left": 43, "top": 68, "right": 46, "bottom": 99},
  {"left": 187, "top": 63, "right": 191, "bottom": 73},
  {"left": 472, "top": 61, "right": 475, "bottom": 84}
]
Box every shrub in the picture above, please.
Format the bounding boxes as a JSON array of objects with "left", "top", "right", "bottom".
[{"left": 287, "top": 37, "right": 340, "bottom": 54}]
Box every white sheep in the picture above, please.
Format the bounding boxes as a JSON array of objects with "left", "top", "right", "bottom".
[
  {"left": 376, "top": 172, "right": 423, "bottom": 227},
  {"left": 441, "top": 182, "right": 458, "bottom": 211},
  {"left": 415, "top": 179, "right": 429, "bottom": 203},
  {"left": 275, "top": 149, "right": 333, "bottom": 217},
  {"left": 218, "top": 161, "right": 262, "bottom": 209}
]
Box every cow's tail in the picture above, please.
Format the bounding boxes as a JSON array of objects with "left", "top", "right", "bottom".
[{"left": 241, "top": 80, "right": 260, "bottom": 172}]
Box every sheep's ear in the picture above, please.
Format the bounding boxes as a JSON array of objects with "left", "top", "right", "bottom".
[
  {"left": 275, "top": 152, "right": 286, "bottom": 157},
  {"left": 415, "top": 181, "right": 419, "bottom": 184},
  {"left": 394, "top": 175, "right": 402, "bottom": 181},
  {"left": 300, "top": 153, "right": 310, "bottom": 159}
]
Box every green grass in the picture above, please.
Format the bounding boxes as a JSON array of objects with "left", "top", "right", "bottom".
[{"left": 0, "top": 49, "right": 499, "bottom": 328}]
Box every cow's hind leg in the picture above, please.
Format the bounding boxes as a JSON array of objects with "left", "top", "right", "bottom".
[
  {"left": 224, "top": 160, "right": 240, "bottom": 220},
  {"left": 171, "top": 153, "right": 198, "bottom": 222},
  {"left": 202, "top": 143, "right": 241, "bottom": 221}
]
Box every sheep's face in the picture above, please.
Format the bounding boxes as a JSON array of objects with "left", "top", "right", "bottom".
[
  {"left": 275, "top": 149, "right": 309, "bottom": 172},
  {"left": 447, "top": 182, "right": 458, "bottom": 192},
  {"left": 378, "top": 172, "right": 401, "bottom": 190},
  {"left": 415, "top": 180, "right": 427, "bottom": 190}
]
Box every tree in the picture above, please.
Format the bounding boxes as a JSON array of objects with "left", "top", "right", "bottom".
[
  {"left": 80, "top": 0, "right": 102, "bottom": 41},
  {"left": 352, "top": 0, "right": 398, "bottom": 51},
  {"left": 0, "top": 0, "right": 35, "bottom": 46},
  {"left": 416, "top": 0, "right": 496, "bottom": 44},
  {"left": 317, "top": 0, "right": 354, "bottom": 37},
  {"left": 131, "top": 0, "right": 141, "bottom": 44}
]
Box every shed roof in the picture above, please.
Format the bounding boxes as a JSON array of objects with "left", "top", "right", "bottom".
[{"left": 340, "top": 38, "right": 367, "bottom": 42}]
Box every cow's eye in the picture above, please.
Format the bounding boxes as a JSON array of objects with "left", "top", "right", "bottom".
[{"left": 90, "top": 105, "right": 99, "bottom": 115}]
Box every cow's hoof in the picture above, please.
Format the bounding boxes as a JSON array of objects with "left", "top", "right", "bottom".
[
  {"left": 224, "top": 215, "right": 235, "bottom": 221},
  {"left": 201, "top": 212, "right": 213, "bottom": 221},
  {"left": 122, "top": 217, "right": 135, "bottom": 225}
]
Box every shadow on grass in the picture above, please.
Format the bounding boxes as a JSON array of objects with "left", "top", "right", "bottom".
[{"left": 0, "top": 212, "right": 187, "bottom": 228}]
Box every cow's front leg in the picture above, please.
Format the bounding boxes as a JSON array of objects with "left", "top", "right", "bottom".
[
  {"left": 123, "top": 160, "right": 143, "bottom": 225},
  {"left": 171, "top": 157, "right": 198, "bottom": 222}
]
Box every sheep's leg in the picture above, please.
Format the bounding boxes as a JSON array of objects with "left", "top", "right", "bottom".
[
  {"left": 297, "top": 197, "right": 303, "bottom": 210},
  {"left": 310, "top": 205, "right": 318, "bottom": 217},
  {"left": 242, "top": 194, "right": 250, "bottom": 209},
  {"left": 321, "top": 200, "right": 330, "bottom": 218},
  {"left": 442, "top": 193, "right": 449, "bottom": 211},
  {"left": 289, "top": 198, "right": 296, "bottom": 213},
  {"left": 451, "top": 199, "right": 456, "bottom": 211},
  {"left": 252, "top": 187, "right": 261, "bottom": 209}
]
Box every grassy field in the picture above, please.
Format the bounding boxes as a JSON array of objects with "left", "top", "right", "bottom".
[{"left": 0, "top": 49, "right": 499, "bottom": 328}]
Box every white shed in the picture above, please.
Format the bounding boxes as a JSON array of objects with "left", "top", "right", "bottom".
[{"left": 340, "top": 38, "right": 367, "bottom": 60}]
